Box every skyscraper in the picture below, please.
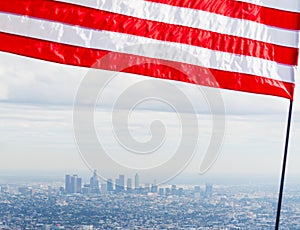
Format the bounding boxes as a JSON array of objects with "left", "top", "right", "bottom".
[
  {"left": 165, "top": 187, "right": 171, "bottom": 196},
  {"left": 115, "top": 178, "right": 120, "bottom": 192},
  {"left": 65, "top": 174, "right": 82, "bottom": 194},
  {"left": 107, "top": 179, "right": 113, "bottom": 192},
  {"left": 76, "top": 177, "right": 82, "bottom": 193},
  {"left": 65, "top": 175, "right": 71, "bottom": 193},
  {"left": 171, "top": 185, "right": 177, "bottom": 195},
  {"left": 205, "top": 183, "right": 213, "bottom": 198},
  {"left": 159, "top": 188, "right": 164, "bottom": 196},
  {"left": 119, "top": 174, "right": 125, "bottom": 191},
  {"left": 151, "top": 184, "right": 158, "bottom": 193},
  {"left": 178, "top": 188, "right": 184, "bottom": 196},
  {"left": 127, "top": 178, "right": 132, "bottom": 191},
  {"left": 70, "top": 175, "right": 78, "bottom": 193},
  {"left": 90, "top": 170, "right": 100, "bottom": 194},
  {"left": 116, "top": 174, "right": 125, "bottom": 192},
  {"left": 135, "top": 173, "right": 139, "bottom": 189}
]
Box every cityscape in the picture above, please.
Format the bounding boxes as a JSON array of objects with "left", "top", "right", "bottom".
[
  {"left": 0, "top": 171, "right": 299, "bottom": 229},
  {"left": 63, "top": 171, "right": 212, "bottom": 198},
  {"left": 1, "top": 0, "right": 300, "bottom": 229}
]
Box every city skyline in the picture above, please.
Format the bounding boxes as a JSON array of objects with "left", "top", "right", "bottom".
[
  {"left": 63, "top": 171, "right": 193, "bottom": 195},
  {"left": 62, "top": 171, "right": 214, "bottom": 194}
]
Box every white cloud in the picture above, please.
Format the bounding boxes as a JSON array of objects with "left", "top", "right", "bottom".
[
  {"left": 0, "top": 102, "right": 299, "bottom": 176},
  {"left": 0, "top": 52, "right": 86, "bottom": 104}
]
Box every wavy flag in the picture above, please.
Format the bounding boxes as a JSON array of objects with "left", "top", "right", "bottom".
[{"left": 0, "top": 0, "right": 299, "bottom": 99}]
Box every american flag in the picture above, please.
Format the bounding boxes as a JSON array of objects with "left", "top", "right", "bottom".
[{"left": 0, "top": 0, "right": 299, "bottom": 99}]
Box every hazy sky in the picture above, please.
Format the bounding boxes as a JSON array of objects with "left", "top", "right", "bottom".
[{"left": 0, "top": 51, "right": 299, "bottom": 183}]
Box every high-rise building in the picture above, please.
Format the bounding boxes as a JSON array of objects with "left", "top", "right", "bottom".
[
  {"left": 205, "top": 183, "right": 213, "bottom": 198},
  {"left": 178, "top": 188, "right": 184, "bottom": 196},
  {"left": 65, "top": 175, "right": 71, "bottom": 193},
  {"left": 159, "top": 188, "right": 164, "bottom": 196},
  {"left": 165, "top": 187, "right": 171, "bottom": 196},
  {"left": 70, "top": 175, "right": 78, "bottom": 193},
  {"left": 65, "top": 174, "right": 82, "bottom": 194},
  {"left": 127, "top": 178, "right": 132, "bottom": 191},
  {"left": 134, "top": 173, "right": 139, "bottom": 189},
  {"left": 115, "top": 178, "right": 120, "bottom": 192},
  {"left": 171, "top": 185, "right": 177, "bottom": 195},
  {"left": 90, "top": 170, "right": 100, "bottom": 194},
  {"left": 76, "top": 177, "right": 82, "bottom": 193},
  {"left": 107, "top": 179, "right": 113, "bottom": 192},
  {"left": 151, "top": 184, "right": 158, "bottom": 193},
  {"left": 119, "top": 174, "right": 125, "bottom": 191},
  {"left": 115, "top": 174, "right": 125, "bottom": 192}
]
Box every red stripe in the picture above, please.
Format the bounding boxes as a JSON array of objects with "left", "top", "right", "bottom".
[
  {"left": 0, "top": 0, "right": 298, "bottom": 66},
  {"left": 146, "top": 0, "right": 300, "bottom": 31},
  {"left": 0, "top": 32, "right": 294, "bottom": 99}
]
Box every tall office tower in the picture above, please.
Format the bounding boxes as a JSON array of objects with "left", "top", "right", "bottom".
[
  {"left": 65, "top": 174, "right": 71, "bottom": 193},
  {"left": 205, "top": 183, "right": 213, "bottom": 198},
  {"left": 127, "top": 178, "right": 132, "bottom": 191},
  {"left": 70, "top": 175, "right": 78, "bottom": 193},
  {"left": 151, "top": 184, "right": 158, "bottom": 193},
  {"left": 115, "top": 174, "right": 125, "bottom": 192},
  {"left": 134, "top": 173, "right": 139, "bottom": 189},
  {"left": 165, "top": 187, "right": 171, "bottom": 196},
  {"left": 76, "top": 177, "right": 82, "bottom": 193},
  {"left": 115, "top": 178, "right": 120, "bottom": 192},
  {"left": 107, "top": 179, "right": 113, "bottom": 192},
  {"left": 158, "top": 188, "right": 164, "bottom": 196},
  {"left": 119, "top": 174, "right": 125, "bottom": 191},
  {"left": 171, "top": 185, "right": 177, "bottom": 195},
  {"left": 90, "top": 170, "right": 100, "bottom": 194},
  {"left": 65, "top": 174, "right": 82, "bottom": 194}
]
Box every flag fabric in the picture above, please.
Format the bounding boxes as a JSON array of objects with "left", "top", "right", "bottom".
[{"left": 0, "top": 0, "right": 299, "bottom": 99}]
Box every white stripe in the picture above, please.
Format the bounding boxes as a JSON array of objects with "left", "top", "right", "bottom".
[
  {"left": 54, "top": 0, "right": 299, "bottom": 48},
  {"left": 0, "top": 12, "right": 295, "bottom": 83},
  {"left": 237, "top": 0, "right": 300, "bottom": 13}
]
